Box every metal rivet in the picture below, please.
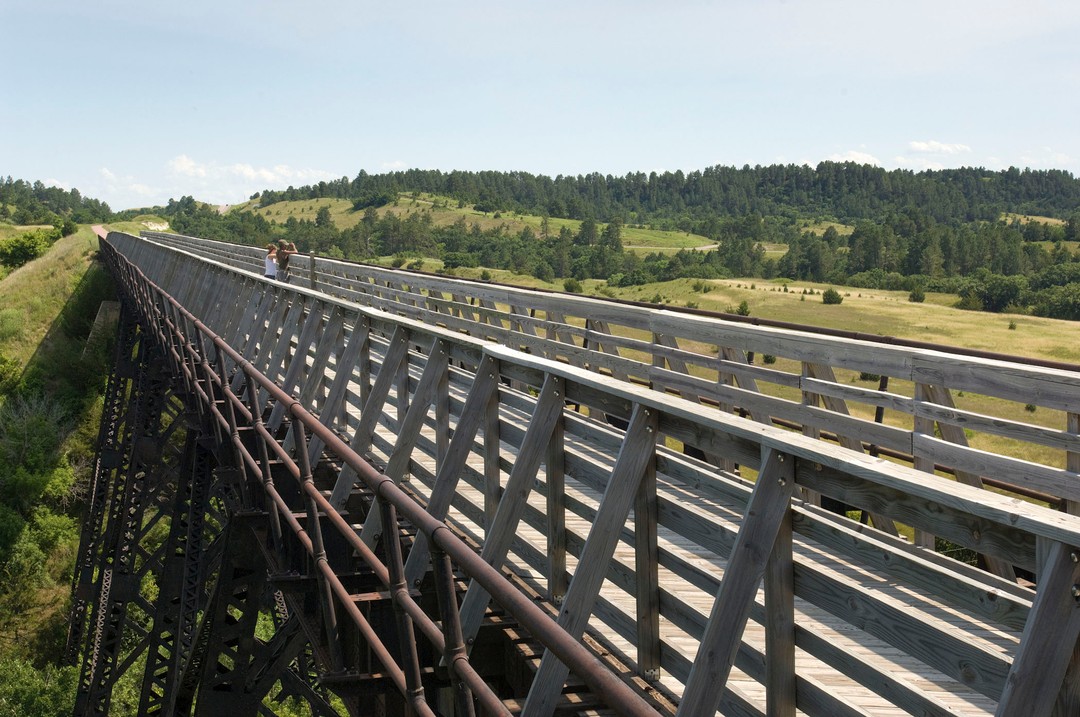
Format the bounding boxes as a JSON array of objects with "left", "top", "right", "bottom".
[
  {"left": 1072, "top": 552, "right": 1079, "bottom": 564},
  {"left": 777, "top": 476, "right": 787, "bottom": 486},
  {"left": 1073, "top": 585, "right": 1080, "bottom": 601}
]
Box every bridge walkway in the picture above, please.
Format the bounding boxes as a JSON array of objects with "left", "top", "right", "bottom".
[{"left": 65, "top": 229, "right": 1080, "bottom": 716}]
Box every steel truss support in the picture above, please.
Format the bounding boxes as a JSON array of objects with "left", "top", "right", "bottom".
[
  {"left": 72, "top": 305, "right": 183, "bottom": 716},
  {"left": 70, "top": 284, "right": 343, "bottom": 717}
]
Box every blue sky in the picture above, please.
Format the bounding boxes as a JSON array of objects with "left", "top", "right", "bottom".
[{"left": 3, "top": 0, "right": 1079, "bottom": 211}]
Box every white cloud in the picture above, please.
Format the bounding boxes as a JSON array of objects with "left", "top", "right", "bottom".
[
  {"left": 162, "top": 155, "right": 339, "bottom": 203},
  {"left": 167, "top": 154, "right": 208, "bottom": 177},
  {"left": 908, "top": 140, "right": 971, "bottom": 155},
  {"left": 826, "top": 150, "right": 881, "bottom": 166},
  {"left": 43, "top": 178, "right": 68, "bottom": 189},
  {"left": 381, "top": 160, "right": 407, "bottom": 170},
  {"left": 1020, "top": 147, "right": 1074, "bottom": 168}
]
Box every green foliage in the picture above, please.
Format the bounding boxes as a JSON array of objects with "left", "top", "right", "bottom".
[
  {"left": 0, "top": 505, "right": 24, "bottom": 560},
  {"left": 0, "top": 355, "right": 18, "bottom": 394},
  {"left": 908, "top": 286, "right": 925, "bottom": 303},
  {"left": 0, "top": 395, "right": 67, "bottom": 476},
  {"left": 563, "top": 277, "right": 583, "bottom": 293},
  {"left": 763, "top": 354, "right": 777, "bottom": 364},
  {"left": 0, "top": 229, "right": 58, "bottom": 268},
  {"left": 0, "top": 658, "right": 77, "bottom": 716},
  {"left": 735, "top": 300, "right": 750, "bottom": 316},
  {"left": 822, "top": 288, "right": 843, "bottom": 304}
]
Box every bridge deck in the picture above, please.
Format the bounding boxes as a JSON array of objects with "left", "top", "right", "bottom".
[{"left": 68, "top": 229, "right": 1080, "bottom": 717}]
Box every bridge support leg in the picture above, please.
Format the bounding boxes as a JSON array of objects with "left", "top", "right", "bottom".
[{"left": 72, "top": 319, "right": 179, "bottom": 717}]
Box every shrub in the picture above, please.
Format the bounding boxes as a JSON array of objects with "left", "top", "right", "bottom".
[
  {"left": 909, "top": 287, "right": 925, "bottom": 303},
  {"left": 480, "top": 270, "right": 492, "bottom": 281},
  {"left": 735, "top": 300, "right": 750, "bottom": 316},
  {"left": 563, "top": 278, "right": 583, "bottom": 293},
  {"left": 763, "top": 354, "right": 777, "bottom": 364},
  {"left": 822, "top": 288, "right": 843, "bottom": 304},
  {"left": 0, "top": 229, "right": 56, "bottom": 268}
]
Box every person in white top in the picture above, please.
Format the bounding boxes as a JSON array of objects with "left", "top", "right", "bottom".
[{"left": 264, "top": 243, "right": 277, "bottom": 279}]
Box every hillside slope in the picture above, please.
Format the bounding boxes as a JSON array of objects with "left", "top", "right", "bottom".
[{"left": 0, "top": 225, "right": 115, "bottom": 714}]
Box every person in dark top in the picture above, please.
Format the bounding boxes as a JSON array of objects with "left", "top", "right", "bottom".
[{"left": 276, "top": 240, "right": 297, "bottom": 283}]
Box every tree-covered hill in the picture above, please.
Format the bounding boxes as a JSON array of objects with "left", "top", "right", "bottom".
[
  {"left": 0, "top": 176, "right": 112, "bottom": 226},
  {"left": 254, "top": 163, "right": 1080, "bottom": 228}
]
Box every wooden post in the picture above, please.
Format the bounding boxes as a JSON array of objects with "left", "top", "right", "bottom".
[
  {"left": 996, "top": 541, "right": 1080, "bottom": 717},
  {"left": 765, "top": 509, "right": 795, "bottom": 717}
]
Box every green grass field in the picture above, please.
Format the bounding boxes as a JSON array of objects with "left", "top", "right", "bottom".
[
  {"left": 0, "top": 226, "right": 101, "bottom": 365},
  {"left": 239, "top": 193, "right": 716, "bottom": 252},
  {"left": 796, "top": 219, "right": 854, "bottom": 236},
  {"left": 1002, "top": 212, "right": 1066, "bottom": 226}
]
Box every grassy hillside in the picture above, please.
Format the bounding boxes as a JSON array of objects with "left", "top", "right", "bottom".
[
  {"left": 0, "top": 225, "right": 115, "bottom": 713},
  {"left": 237, "top": 193, "right": 715, "bottom": 253}
]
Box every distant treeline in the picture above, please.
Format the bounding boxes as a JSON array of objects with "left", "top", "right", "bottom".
[
  {"left": 0, "top": 176, "right": 112, "bottom": 226},
  {"left": 255, "top": 163, "right": 1080, "bottom": 228},
  {"left": 150, "top": 193, "right": 1080, "bottom": 319}
]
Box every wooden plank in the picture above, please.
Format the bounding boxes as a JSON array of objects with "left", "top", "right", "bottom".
[
  {"left": 916, "top": 397, "right": 1080, "bottom": 452},
  {"left": 790, "top": 508, "right": 1032, "bottom": 630},
  {"left": 794, "top": 558, "right": 1012, "bottom": 700},
  {"left": 913, "top": 354, "right": 1080, "bottom": 413},
  {"left": 801, "top": 376, "right": 914, "bottom": 418},
  {"left": 655, "top": 544, "right": 962, "bottom": 717},
  {"left": 677, "top": 447, "right": 796, "bottom": 717},
  {"left": 650, "top": 311, "right": 917, "bottom": 379},
  {"left": 914, "top": 433, "right": 1080, "bottom": 503}
]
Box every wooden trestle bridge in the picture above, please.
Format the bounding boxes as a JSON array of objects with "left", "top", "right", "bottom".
[{"left": 68, "top": 229, "right": 1080, "bottom": 716}]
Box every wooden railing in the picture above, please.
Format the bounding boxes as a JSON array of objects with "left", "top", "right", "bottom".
[{"left": 110, "top": 229, "right": 1080, "bottom": 715}]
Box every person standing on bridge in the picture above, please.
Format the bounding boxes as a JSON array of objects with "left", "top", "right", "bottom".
[
  {"left": 264, "top": 243, "right": 278, "bottom": 279},
  {"left": 276, "top": 240, "right": 297, "bottom": 282}
]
